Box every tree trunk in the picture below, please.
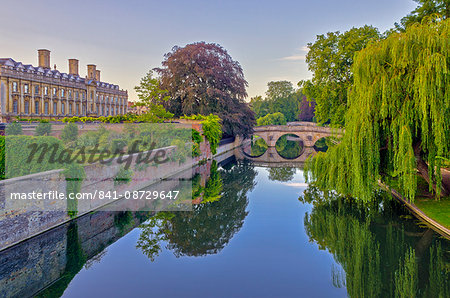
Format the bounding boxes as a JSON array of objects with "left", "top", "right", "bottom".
[{"left": 413, "top": 142, "right": 450, "bottom": 198}]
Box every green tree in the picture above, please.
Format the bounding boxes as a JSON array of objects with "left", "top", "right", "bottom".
[
  {"left": 249, "top": 95, "right": 270, "bottom": 119},
  {"left": 306, "top": 19, "right": 450, "bottom": 200},
  {"left": 396, "top": 0, "right": 450, "bottom": 30},
  {"left": 266, "top": 81, "right": 299, "bottom": 122},
  {"left": 256, "top": 112, "right": 287, "bottom": 126},
  {"left": 265, "top": 81, "right": 294, "bottom": 101},
  {"left": 134, "top": 70, "right": 174, "bottom": 122},
  {"left": 301, "top": 25, "right": 380, "bottom": 126},
  {"left": 134, "top": 70, "right": 170, "bottom": 106}
]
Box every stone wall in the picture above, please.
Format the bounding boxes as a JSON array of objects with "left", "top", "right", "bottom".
[{"left": 0, "top": 129, "right": 243, "bottom": 250}]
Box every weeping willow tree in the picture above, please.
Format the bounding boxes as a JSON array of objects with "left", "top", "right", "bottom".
[{"left": 306, "top": 18, "right": 450, "bottom": 201}]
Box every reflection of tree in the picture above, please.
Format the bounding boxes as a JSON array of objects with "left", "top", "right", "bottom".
[
  {"left": 268, "top": 167, "right": 296, "bottom": 182},
  {"left": 250, "top": 137, "right": 268, "bottom": 156},
  {"left": 136, "top": 212, "right": 175, "bottom": 261},
  {"left": 301, "top": 185, "right": 449, "bottom": 297},
  {"left": 276, "top": 135, "right": 302, "bottom": 159},
  {"left": 137, "top": 159, "right": 257, "bottom": 258},
  {"left": 35, "top": 222, "right": 86, "bottom": 297}
]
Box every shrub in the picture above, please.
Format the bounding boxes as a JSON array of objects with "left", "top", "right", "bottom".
[
  {"left": 35, "top": 122, "right": 52, "bottom": 136},
  {"left": 60, "top": 122, "right": 79, "bottom": 143},
  {"left": 6, "top": 122, "right": 22, "bottom": 135},
  {"left": 111, "top": 139, "right": 127, "bottom": 153},
  {"left": 5, "top": 135, "right": 68, "bottom": 178},
  {"left": 182, "top": 114, "right": 222, "bottom": 154}
]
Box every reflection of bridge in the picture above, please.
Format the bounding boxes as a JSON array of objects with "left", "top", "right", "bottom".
[
  {"left": 253, "top": 122, "right": 342, "bottom": 147},
  {"left": 236, "top": 145, "right": 318, "bottom": 168}
]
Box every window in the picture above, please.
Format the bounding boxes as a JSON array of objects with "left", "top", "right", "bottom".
[
  {"left": 61, "top": 89, "right": 65, "bottom": 97},
  {"left": 82, "top": 104, "right": 86, "bottom": 115},
  {"left": 82, "top": 92, "right": 86, "bottom": 100},
  {"left": 12, "top": 82, "right": 18, "bottom": 92},
  {"left": 13, "top": 100, "right": 18, "bottom": 113},
  {"left": 24, "top": 84, "right": 29, "bottom": 94},
  {"left": 35, "top": 85, "right": 39, "bottom": 95},
  {"left": 45, "top": 102, "right": 49, "bottom": 114},
  {"left": 53, "top": 102, "right": 57, "bottom": 115},
  {"left": 75, "top": 91, "right": 79, "bottom": 100},
  {"left": 35, "top": 101, "right": 39, "bottom": 114},
  {"left": 61, "top": 102, "right": 65, "bottom": 114},
  {"left": 90, "top": 91, "right": 94, "bottom": 100},
  {"left": 53, "top": 88, "right": 57, "bottom": 96},
  {"left": 44, "top": 86, "right": 48, "bottom": 95},
  {"left": 76, "top": 104, "right": 79, "bottom": 115},
  {"left": 69, "top": 103, "right": 72, "bottom": 115},
  {"left": 24, "top": 101, "right": 29, "bottom": 114},
  {"left": 68, "top": 90, "right": 72, "bottom": 99}
]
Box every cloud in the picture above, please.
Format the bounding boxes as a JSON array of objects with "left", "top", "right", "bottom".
[
  {"left": 281, "top": 182, "right": 309, "bottom": 188},
  {"left": 279, "top": 55, "right": 306, "bottom": 61},
  {"left": 299, "top": 46, "right": 309, "bottom": 52}
]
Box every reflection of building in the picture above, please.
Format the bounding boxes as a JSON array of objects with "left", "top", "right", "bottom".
[{"left": 0, "top": 49, "right": 128, "bottom": 122}]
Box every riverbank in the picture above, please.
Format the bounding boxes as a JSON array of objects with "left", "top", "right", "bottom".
[{"left": 379, "top": 179, "right": 450, "bottom": 239}]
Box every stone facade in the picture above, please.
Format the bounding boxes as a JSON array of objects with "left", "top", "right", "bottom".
[{"left": 0, "top": 49, "right": 128, "bottom": 122}]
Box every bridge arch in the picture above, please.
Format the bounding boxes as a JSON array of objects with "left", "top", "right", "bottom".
[
  {"left": 251, "top": 122, "right": 342, "bottom": 148},
  {"left": 273, "top": 133, "right": 305, "bottom": 160}
]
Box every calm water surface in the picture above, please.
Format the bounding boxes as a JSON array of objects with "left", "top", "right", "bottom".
[{"left": 1, "top": 157, "right": 448, "bottom": 298}]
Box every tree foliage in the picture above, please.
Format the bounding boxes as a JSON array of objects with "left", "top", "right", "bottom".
[
  {"left": 397, "top": 0, "right": 450, "bottom": 30},
  {"left": 301, "top": 26, "right": 381, "bottom": 126},
  {"left": 250, "top": 81, "right": 302, "bottom": 122},
  {"left": 298, "top": 94, "right": 316, "bottom": 122},
  {"left": 306, "top": 19, "right": 450, "bottom": 201},
  {"left": 256, "top": 112, "right": 287, "bottom": 126},
  {"left": 155, "top": 42, "right": 255, "bottom": 137}
]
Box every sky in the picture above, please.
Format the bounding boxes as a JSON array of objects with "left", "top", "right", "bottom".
[{"left": 0, "top": 0, "right": 417, "bottom": 101}]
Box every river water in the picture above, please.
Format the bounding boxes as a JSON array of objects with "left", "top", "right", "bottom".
[{"left": 0, "top": 155, "right": 448, "bottom": 297}]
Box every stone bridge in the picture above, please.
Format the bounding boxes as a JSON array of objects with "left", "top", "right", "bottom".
[
  {"left": 236, "top": 145, "right": 318, "bottom": 168},
  {"left": 253, "top": 122, "right": 342, "bottom": 147}
]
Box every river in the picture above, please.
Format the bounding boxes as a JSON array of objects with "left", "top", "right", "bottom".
[{"left": 0, "top": 155, "right": 448, "bottom": 297}]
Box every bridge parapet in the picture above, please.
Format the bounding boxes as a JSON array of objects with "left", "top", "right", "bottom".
[{"left": 252, "top": 122, "right": 342, "bottom": 147}]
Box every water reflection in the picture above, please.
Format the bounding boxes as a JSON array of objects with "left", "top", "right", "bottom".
[
  {"left": 137, "top": 159, "right": 257, "bottom": 259},
  {"left": 275, "top": 134, "right": 303, "bottom": 159},
  {"left": 244, "top": 135, "right": 268, "bottom": 157},
  {"left": 300, "top": 185, "right": 449, "bottom": 297},
  {"left": 267, "top": 167, "right": 297, "bottom": 182},
  {"left": 0, "top": 158, "right": 448, "bottom": 298}
]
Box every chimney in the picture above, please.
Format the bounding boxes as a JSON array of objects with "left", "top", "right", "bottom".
[
  {"left": 96, "top": 70, "right": 101, "bottom": 82},
  {"left": 38, "top": 49, "right": 50, "bottom": 69},
  {"left": 87, "top": 64, "right": 96, "bottom": 80},
  {"left": 68, "top": 59, "right": 79, "bottom": 76}
]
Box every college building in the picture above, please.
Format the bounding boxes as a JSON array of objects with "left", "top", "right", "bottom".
[{"left": 0, "top": 49, "right": 128, "bottom": 122}]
